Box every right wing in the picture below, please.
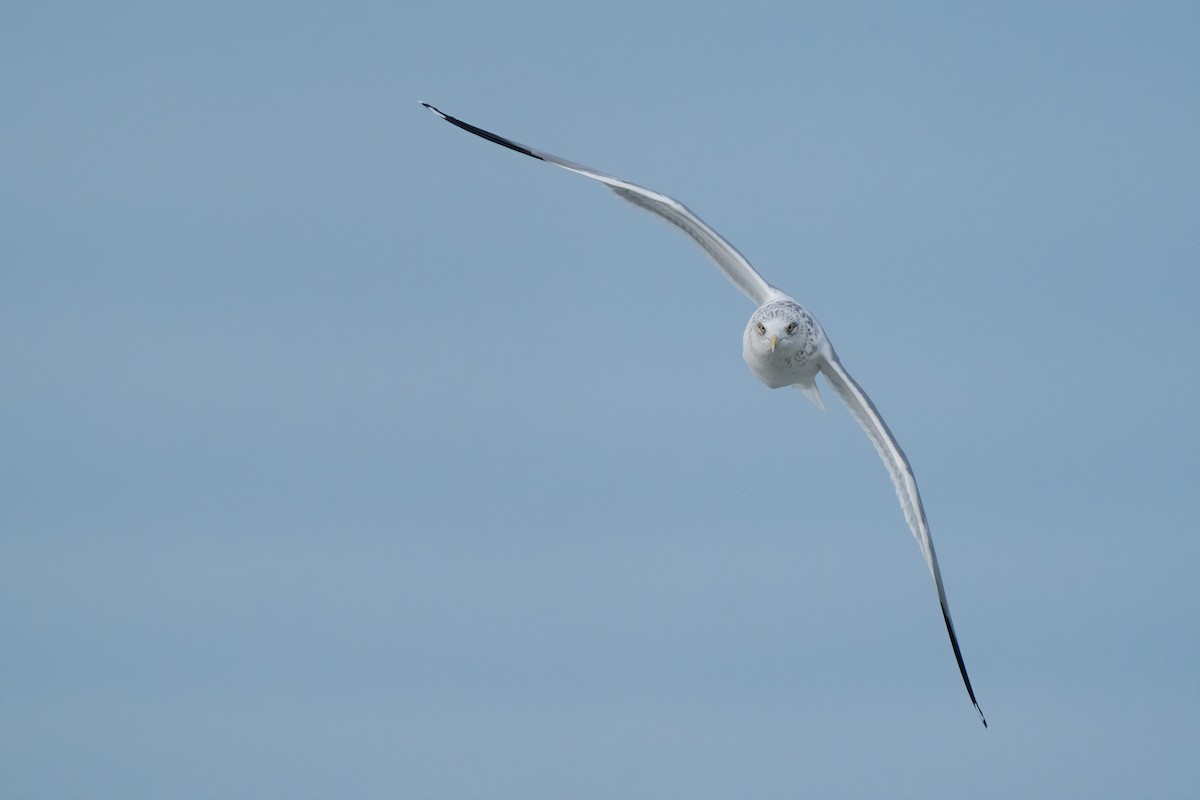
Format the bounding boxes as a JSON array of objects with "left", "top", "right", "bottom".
[{"left": 422, "top": 102, "right": 783, "bottom": 307}]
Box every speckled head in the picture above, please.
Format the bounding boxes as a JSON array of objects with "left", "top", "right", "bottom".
[{"left": 742, "top": 299, "right": 828, "bottom": 388}]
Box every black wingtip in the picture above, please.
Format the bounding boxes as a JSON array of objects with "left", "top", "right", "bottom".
[
  {"left": 940, "top": 603, "right": 987, "bottom": 728},
  {"left": 418, "top": 102, "right": 545, "bottom": 163}
]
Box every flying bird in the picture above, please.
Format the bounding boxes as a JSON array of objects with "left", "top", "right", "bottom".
[{"left": 421, "top": 101, "right": 987, "bottom": 727}]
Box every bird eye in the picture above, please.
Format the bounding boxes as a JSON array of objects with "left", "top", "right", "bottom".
[
  {"left": 756, "top": 322, "right": 766, "bottom": 335},
  {"left": 786, "top": 322, "right": 797, "bottom": 334}
]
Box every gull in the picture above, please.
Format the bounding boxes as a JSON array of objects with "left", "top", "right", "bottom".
[{"left": 421, "top": 102, "right": 987, "bottom": 727}]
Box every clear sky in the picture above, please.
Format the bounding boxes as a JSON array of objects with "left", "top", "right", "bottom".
[{"left": 3, "top": 2, "right": 1197, "bottom": 797}]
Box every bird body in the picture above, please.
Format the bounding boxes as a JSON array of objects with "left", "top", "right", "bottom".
[{"left": 743, "top": 297, "right": 828, "bottom": 394}]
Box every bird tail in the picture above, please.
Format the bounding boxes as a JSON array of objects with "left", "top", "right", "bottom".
[{"left": 794, "top": 379, "right": 827, "bottom": 412}]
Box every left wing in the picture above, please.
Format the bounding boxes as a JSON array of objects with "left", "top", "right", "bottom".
[
  {"left": 820, "top": 353, "right": 987, "bottom": 727},
  {"left": 421, "top": 102, "right": 784, "bottom": 307}
]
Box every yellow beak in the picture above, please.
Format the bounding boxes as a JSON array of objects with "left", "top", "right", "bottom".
[{"left": 769, "top": 335, "right": 778, "bottom": 352}]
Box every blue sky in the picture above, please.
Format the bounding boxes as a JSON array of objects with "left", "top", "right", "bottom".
[{"left": 3, "top": 2, "right": 1197, "bottom": 797}]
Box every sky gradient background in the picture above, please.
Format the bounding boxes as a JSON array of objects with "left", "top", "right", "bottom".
[{"left": 3, "top": 2, "right": 1197, "bottom": 797}]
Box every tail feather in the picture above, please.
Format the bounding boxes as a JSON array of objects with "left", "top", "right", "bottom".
[{"left": 795, "top": 379, "right": 827, "bottom": 412}]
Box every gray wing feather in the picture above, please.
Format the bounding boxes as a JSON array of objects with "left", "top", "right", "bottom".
[{"left": 422, "top": 102, "right": 781, "bottom": 306}]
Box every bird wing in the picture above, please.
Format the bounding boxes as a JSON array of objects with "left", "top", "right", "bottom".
[
  {"left": 422, "top": 102, "right": 782, "bottom": 306},
  {"left": 819, "top": 353, "right": 987, "bottom": 727}
]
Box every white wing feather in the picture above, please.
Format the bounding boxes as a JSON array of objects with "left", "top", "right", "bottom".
[
  {"left": 421, "top": 103, "right": 782, "bottom": 306},
  {"left": 820, "top": 354, "right": 987, "bottom": 727}
]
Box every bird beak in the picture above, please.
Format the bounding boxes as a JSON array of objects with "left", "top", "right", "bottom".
[{"left": 769, "top": 335, "right": 778, "bottom": 352}]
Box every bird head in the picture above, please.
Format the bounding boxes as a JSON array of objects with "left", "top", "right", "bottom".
[{"left": 745, "top": 304, "right": 805, "bottom": 359}]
